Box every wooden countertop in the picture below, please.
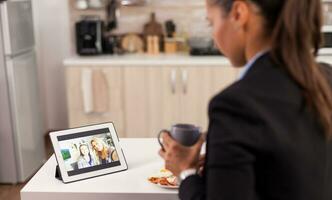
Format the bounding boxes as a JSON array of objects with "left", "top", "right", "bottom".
[{"left": 63, "top": 53, "right": 332, "bottom": 67}]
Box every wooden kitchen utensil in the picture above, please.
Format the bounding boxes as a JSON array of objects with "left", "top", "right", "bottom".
[
  {"left": 143, "top": 12, "right": 163, "bottom": 54},
  {"left": 121, "top": 33, "right": 144, "bottom": 53},
  {"left": 143, "top": 12, "right": 163, "bottom": 37}
]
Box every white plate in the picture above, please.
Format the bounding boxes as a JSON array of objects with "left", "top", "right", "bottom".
[
  {"left": 148, "top": 180, "right": 179, "bottom": 189},
  {"left": 148, "top": 168, "right": 179, "bottom": 189}
]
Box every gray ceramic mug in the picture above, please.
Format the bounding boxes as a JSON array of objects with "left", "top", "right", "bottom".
[{"left": 158, "top": 124, "right": 201, "bottom": 149}]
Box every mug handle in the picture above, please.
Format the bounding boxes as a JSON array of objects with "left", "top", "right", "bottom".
[{"left": 158, "top": 129, "right": 170, "bottom": 151}]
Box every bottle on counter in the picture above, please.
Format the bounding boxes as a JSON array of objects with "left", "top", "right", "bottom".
[
  {"left": 164, "top": 37, "right": 177, "bottom": 54},
  {"left": 146, "top": 35, "right": 160, "bottom": 55}
]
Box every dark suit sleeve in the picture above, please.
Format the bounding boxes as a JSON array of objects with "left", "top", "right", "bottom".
[{"left": 179, "top": 91, "right": 264, "bottom": 200}]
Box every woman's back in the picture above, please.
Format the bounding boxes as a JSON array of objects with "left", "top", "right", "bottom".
[{"left": 202, "top": 53, "right": 332, "bottom": 200}]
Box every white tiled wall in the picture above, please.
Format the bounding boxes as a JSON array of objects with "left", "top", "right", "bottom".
[
  {"left": 71, "top": 0, "right": 332, "bottom": 37},
  {"left": 323, "top": 2, "right": 332, "bottom": 25},
  {"left": 70, "top": 0, "right": 211, "bottom": 37},
  {"left": 114, "top": 7, "right": 210, "bottom": 37}
]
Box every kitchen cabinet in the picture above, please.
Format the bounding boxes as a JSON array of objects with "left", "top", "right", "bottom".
[
  {"left": 123, "top": 66, "right": 180, "bottom": 137},
  {"left": 177, "top": 67, "right": 213, "bottom": 131},
  {"left": 66, "top": 66, "right": 125, "bottom": 137},
  {"left": 122, "top": 67, "right": 148, "bottom": 137},
  {"left": 123, "top": 66, "right": 238, "bottom": 137},
  {"left": 179, "top": 66, "right": 238, "bottom": 132},
  {"left": 211, "top": 66, "right": 240, "bottom": 94},
  {"left": 65, "top": 57, "right": 238, "bottom": 138}
]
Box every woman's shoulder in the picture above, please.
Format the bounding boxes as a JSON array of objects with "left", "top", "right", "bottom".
[
  {"left": 208, "top": 78, "right": 275, "bottom": 123},
  {"left": 210, "top": 65, "right": 303, "bottom": 115},
  {"left": 209, "top": 80, "right": 252, "bottom": 110}
]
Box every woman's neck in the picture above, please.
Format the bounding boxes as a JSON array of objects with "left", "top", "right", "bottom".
[
  {"left": 246, "top": 37, "right": 271, "bottom": 61},
  {"left": 245, "top": 15, "right": 271, "bottom": 61}
]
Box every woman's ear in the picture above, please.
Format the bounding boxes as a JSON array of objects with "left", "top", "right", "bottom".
[{"left": 230, "top": 1, "right": 250, "bottom": 31}]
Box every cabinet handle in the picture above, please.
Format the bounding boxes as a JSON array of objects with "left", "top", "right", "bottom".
[
  {"left": 171, "top": 69, "right": 177, "bottom": 94},
  {"left": 182, "top": 69, "right": 188, "bottom": 94}
]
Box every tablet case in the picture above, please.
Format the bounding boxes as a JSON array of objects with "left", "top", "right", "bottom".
[
  {"left": 51, "top": 122, "right": 128, "bottom": 183},
  {"left": 55, "top": 165, "right": 63, "bottom": 181}
]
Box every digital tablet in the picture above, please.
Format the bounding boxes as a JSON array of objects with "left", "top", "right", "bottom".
[{"left": 50, "top": 122, "right": 128, "bottom": 183}]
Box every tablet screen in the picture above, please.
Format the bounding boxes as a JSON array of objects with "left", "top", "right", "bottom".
[{"left": 57, "top": 128, "right": 121, "bottom": 176}]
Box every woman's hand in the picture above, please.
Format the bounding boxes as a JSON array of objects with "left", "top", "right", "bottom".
[{"left": 158, "top": 132, "right": 205, "bottom": 177}]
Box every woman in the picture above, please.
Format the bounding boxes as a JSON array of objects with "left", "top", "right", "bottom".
[
  {"left": 91, "top": 137, "right": 116, "bottom": 164},
  {"left": 159, "top": 0, "right": 332, "bottom": 199},
  {"left": 77, "top": 144, "right": 95, "bottom": 169}
]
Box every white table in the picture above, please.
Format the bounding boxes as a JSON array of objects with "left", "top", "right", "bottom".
[{"left": 21, "top": 138, "right": 179, "bottom": 200}]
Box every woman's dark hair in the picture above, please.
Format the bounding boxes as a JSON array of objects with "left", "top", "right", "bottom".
[{"left": 209, "top": 0, "right": 332, "bottom": 139}]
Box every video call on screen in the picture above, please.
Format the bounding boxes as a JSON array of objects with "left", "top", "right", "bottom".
[{"left": 58, "top": 128, "right": 120, "bottom": 176}]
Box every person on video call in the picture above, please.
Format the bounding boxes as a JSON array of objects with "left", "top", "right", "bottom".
[
  {"left": 91, "top": 138, "right": 116, "bottom": 164},
  {"left": 77, "top": 144, "right": 96, "bottom": 169},
  {"left": 159, "top": 0, "right": 332, "bottom": 199}
]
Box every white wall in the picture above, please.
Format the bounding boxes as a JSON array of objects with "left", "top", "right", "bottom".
[
  {"left": 68, "top": 0, "right": 212, "bottom": 55},
  {"left": 32, "top": 0, "right": 71, "bottom": 131}
]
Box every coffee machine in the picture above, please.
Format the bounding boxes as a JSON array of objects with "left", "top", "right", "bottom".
[{"left": 76, "top": 16, "right": 104, "bottom": 55}]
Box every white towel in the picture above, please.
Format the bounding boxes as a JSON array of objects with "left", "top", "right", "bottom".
[
  {"left": 81, "top": 68, "right": 93, "bottom": 114},
  {"left": 92, "top": 69, "right": 109, "bottom": 113},
  {"left": 81, "top": 68, "right": 110, "bottom": 114}
]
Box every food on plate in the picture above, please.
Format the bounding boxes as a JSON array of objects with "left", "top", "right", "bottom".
[{"left": 148, "top": 168, "right": 178, "bottom": 186}]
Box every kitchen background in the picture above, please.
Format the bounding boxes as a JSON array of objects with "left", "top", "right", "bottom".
[
  {"left": 34, "top": 0, "right": 332, "bottom": 134},
  {"left": 34, "top": 0, "right": 215, "bottom": 133},
  {"left": 0, "top": 0, "right": 332, "bottom": 189}
]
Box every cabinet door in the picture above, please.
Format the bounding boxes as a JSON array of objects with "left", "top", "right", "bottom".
[
  {"left": 147, "top": 67, "right": 181, "bottom": 136},
  {"left": 66, "top": 67, "right": 125, "bottom": 137},
  {"left": 123, "top": 67, "right": 149, "bottom": 137},
  {"left": 124, "top": 66, "right": 180, "bottom": 138},
  {"left": 179, "top": 66, "right": 238, "bottom": 132},
  {"left": 211, "top": 66, "right": 239, "bottom": 95},
  {"left": 178, "top": 67, "right": 213, "bottom": 132}
]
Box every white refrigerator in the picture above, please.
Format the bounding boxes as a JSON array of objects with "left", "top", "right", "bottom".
[{"left": 0, "top": 0, "right": 45, "bottom": 183}]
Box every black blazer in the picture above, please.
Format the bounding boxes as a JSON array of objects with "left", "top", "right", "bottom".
[{"left": 179, "top": 53, "right": 332, "bottom": 200}]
